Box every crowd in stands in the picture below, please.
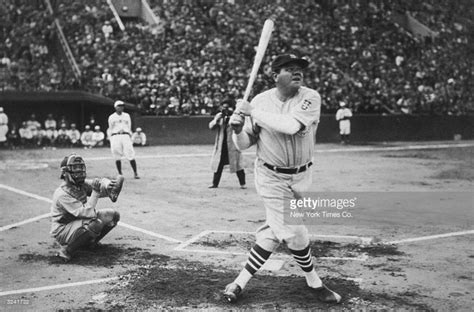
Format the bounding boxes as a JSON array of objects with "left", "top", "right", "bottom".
[
  {"left": 3, "top": 111, "right": 146, "bottom": 150},
  {"left": 0, "top": 0, "right": 77, "bottom": 92},
  {"left": 1, "top": 0, "right": 472, "bottom": 116}
]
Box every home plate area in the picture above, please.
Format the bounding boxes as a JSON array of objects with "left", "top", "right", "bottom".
[
  {"left": 100, "top": 230, "right": 429, "bottom": 310},
  {"left": 174, "top": 230, "right": 376, "bottom": 264}
]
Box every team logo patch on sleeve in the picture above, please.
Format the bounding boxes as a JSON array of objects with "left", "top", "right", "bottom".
[{"left": 301, "top": 99, "right": 312, "bottom": 110}]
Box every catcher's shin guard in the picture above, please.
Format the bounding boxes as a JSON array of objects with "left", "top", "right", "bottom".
[
  {"left": 65, "top": 224, "right": 100, "bottom": 255},
  {"left": 94, "top": 225, "right": 114, "bottom": 244},
  {"left": 93, "top": 211, "right": 120, "bottom": 243}
]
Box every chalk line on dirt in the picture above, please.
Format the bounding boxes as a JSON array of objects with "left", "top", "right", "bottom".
[
  {"left": 0, "top": 277, "right": 118, "bottom": 297},
  {"left": 0, "top": 212, "right": 52, "bottom": 232},
  {"left": 0, "top": 184, "right": 182, "bottom": 243},
  {"left": 387, "top": 229, "right": 474, "bottom": 244},
  {"left": 0, "top": 183, "right": 53, "bottom": 202},
  {"left": 175, "top": 230, "right": 213, "bottom": 251},
  {"left": 119, "top": 222, "right": 182, "bottom": 243}
]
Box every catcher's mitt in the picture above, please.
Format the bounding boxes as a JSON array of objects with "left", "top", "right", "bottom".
[{"left": 107, "top": 175, "right": 124, "bottom": 202}]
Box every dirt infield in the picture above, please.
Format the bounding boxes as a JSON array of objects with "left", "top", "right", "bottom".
[{"left": 0, "top": 141, "right": 473, "bottom": 311}]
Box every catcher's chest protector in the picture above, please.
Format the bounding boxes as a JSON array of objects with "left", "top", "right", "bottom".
[{"left": 61, "top": 184, "right": 88, "bottom": 204}]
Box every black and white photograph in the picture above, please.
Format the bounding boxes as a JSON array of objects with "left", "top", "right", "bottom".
[{"left": 0, "top": 0, "right": 472, "bottom": 311}]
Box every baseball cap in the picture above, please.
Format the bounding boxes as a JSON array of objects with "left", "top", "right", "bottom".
[
  {"left": 339, "top": 101, "right": 346, "bottom": 107},
  {"left": 94, "top": 125, "right": 101, "bottom": 130},
  {"left": 114, "top": 100, "right": 125, "bottom": 108},
  {"left": 0, "top": 107, "right": 3, "bottom": 112},
  {"left": 136, "top": 127, "right": 142, "bottom": 132},
  {"left": 271, "top": 54, "right": 309, "bottom": 71}
]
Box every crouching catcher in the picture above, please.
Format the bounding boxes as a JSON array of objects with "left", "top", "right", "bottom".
[{"left": 50, "top": 153, "right": 124, "bottom": 262}]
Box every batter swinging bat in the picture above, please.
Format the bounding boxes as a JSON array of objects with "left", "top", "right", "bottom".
[{"left": 243, "top": 18, "right": 274, "bottom": 102}]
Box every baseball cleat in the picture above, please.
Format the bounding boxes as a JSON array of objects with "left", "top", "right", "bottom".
[
  {"left": 312, "top": 284, "right": 342, "bottom": 303},
  {"left": 240, "top": 184, "right": 247, "bottom": 189},
  {"left": 56, "top": 246, "right": 71, "bottom": 263},
  {"left": 223, "top": 283, "right": 242, "bottom": 303},
  {"left": 208, "top": 184, "right": 218, "bottom": 188},
  {"left": 134, "top": 173, "right": 140, "bottom": 179}
]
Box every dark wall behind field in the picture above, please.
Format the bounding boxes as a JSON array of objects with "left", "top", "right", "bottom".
[
  {"left": 135, "top": 115, "right": 474, "bottom": 145},
  {"left": 0, "top": 91, "right": 133, "bottom": 130},
  {"left": 1, "top": 91, "right": 472, "bottom": 144}
]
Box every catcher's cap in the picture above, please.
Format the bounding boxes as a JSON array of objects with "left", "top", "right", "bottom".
[
  {"left": 272, "top": 54, "right": 309, "bottom": 71},
  {"left": 114, "top": 100, "right": 125, "bottom": 108},
  {"left": 60, "top": 154, "right": 82, "bottom": 168}
]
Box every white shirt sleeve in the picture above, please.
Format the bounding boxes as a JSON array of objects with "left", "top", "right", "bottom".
[{"left": 290, "top": 92, "right": 321, "bottom": 129}]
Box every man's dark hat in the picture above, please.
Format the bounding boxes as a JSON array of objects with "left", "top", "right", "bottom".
[
  {"left": 221, "top": 98, "right": 236, "bottom": 107},
  {"left": 271, "top": 54, "right": 309, "bottom": 71}
]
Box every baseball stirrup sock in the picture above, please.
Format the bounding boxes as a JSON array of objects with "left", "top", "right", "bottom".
[
  {"left": 234, "top": 244, "right": 272, "bottom": 289},
  {"left": 290, "top": 245, "right": 322, "bottom": 288},
  {"left": 245, "top": 244, "right": 272, "bottom": 275},
  {"left": 130, "top": 159, "right": 137, "bottom": 173},
  {"left": 115, "top": 160, "right": 122, "bottom": 174},
  {"left": 290, "top": 245, "right": 314, "bottom": 272}
]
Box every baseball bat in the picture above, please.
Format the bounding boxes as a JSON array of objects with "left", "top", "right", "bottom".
[{"left": 243, "top": 18, "right": 274, "bottom": 102}]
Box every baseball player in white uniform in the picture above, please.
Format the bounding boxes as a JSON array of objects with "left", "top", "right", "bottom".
[
  {"left": 0, "top": 107, "right": 8, "bottom": 148},
  {"left": 91, "top": 125, "right": 105, "bottom": 147},
  {"left": 224, "top": 54, "right": 341, "bottom": 304},
  {"left": 81, "top": 125, "right": 94, "bottom": 149},
  {"left": 131, "top": 127, "right": 147, "bottom": 146},
  {"left": 335, "top": 101, "right": 352, "bottom": 144},
  {"left": 108, "top": 100, "right": 139, "bottom": 179}
]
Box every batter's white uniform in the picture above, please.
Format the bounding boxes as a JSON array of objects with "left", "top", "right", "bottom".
[
  {"left": 335, "top": 107, "right": 352, "bottom": 135},
  {"left": 108, "top": 112, "right": 135, "bottom": 160},
  {"left": 234, "top": 86, "right": 321, "bottom": 251}
]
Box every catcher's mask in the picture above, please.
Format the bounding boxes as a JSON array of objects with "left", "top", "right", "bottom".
[{"left": 60, "top": 154, "right": 86, "bottom": 185}]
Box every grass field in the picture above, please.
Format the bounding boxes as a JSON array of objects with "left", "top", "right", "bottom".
[{"left": 0, "top": 141, "right": 473, "bottom": 311}]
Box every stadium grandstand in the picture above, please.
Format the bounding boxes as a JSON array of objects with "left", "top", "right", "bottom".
[{"left": 0, "top": 0, "right": 472, "bottom": 117}]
